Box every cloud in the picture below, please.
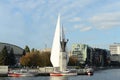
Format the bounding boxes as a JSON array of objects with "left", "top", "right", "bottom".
[
  {"left": 89, "top": 12, "right": 120, "bottom": 29},
  {"left": 11, "top": 0, "right": 41, "bottom": 12},
  {"left": 100, "top": 1, "right": 120, "bottom": 12},
  {"left": 80, "top": 26, "right": 92, "bottom": 32},
  {"left": 74, "top": 24, "right": 92, "bottom": 32},
  {"left": 69, "top": 17, "right": 81, "bottom": 22},
  {"left": 74, "top": 25, "right": 83, "bottom": 29}
]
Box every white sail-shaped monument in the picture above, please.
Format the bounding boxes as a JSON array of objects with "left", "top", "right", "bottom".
[
  {"left": 50, "top": 15, "right": 77, "bottom": 76},
  {"left": 50, "top": 14, "right": 68, "bottom": 69},
  {"left": 50, "top": 15, "right": 61, "bottom": 67}
]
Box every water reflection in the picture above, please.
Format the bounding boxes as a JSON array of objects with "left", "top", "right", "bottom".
[{"left": 50, "top": 76, "right": 68, "bottom": 80}]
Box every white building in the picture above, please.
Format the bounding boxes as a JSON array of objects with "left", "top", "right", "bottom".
[
  {"left": 109, "top": 43, "right": 120, "bottom": 55},
  {"left": 110, "top": 43, "right": 120, "bottom": 63}
]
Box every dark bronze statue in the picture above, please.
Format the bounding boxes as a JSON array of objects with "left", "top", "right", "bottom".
[{"left": 60, "top": 39, "right": 69, "bottom": 52}]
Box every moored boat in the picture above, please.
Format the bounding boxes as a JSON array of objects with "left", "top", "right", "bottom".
[
  {"left": 8, "top": 72, "right": 35, "bottom": 77},
  {"left": 86, "top": 68, "right": 94, "bottom": 75},
  {"left": 8, "top": 69, "right": 39, "bottom": 77},
  {"left": 50, "top": 72, "right": 77, "bottom": 76},
  {"left": 50, "top": 70, "right": 77, "bottom": 76}
]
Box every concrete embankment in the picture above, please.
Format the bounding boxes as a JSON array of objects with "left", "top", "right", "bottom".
[{"left": 0, "top": 66, "right": 8, "bottom": 77}]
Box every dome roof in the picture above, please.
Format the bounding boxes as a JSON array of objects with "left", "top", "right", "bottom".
[{"left": 0, "top": 42, "right": 24, "bottom": 55}]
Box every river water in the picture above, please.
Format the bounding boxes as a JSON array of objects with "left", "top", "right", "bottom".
[{"left": 0, "top": 69, "right": 120, "bottom": 80}]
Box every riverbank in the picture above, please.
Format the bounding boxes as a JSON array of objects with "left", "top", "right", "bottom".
[
  {"left": 1, "top": 66, "right": 120, "bottom": 77},
  {"left": 0, "top": 67, "right": 94, "bottom": 77}
]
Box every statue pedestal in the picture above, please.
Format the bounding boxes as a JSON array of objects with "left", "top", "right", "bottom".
[{"left": 59, "top": 52, "right": 67, "bottom": 71}]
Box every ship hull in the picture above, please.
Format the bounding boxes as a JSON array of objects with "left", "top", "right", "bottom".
[{"left": 50, "top": 72, "right": 77, "bottom": 76}]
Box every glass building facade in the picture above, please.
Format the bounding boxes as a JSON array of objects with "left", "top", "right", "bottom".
[{"left": 72, "top": 44, "right": 88, "bottom": 64}]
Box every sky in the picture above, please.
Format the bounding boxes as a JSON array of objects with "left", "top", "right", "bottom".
[{"left": 0, "top": 0, "right": 120, "bottom": 50}]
